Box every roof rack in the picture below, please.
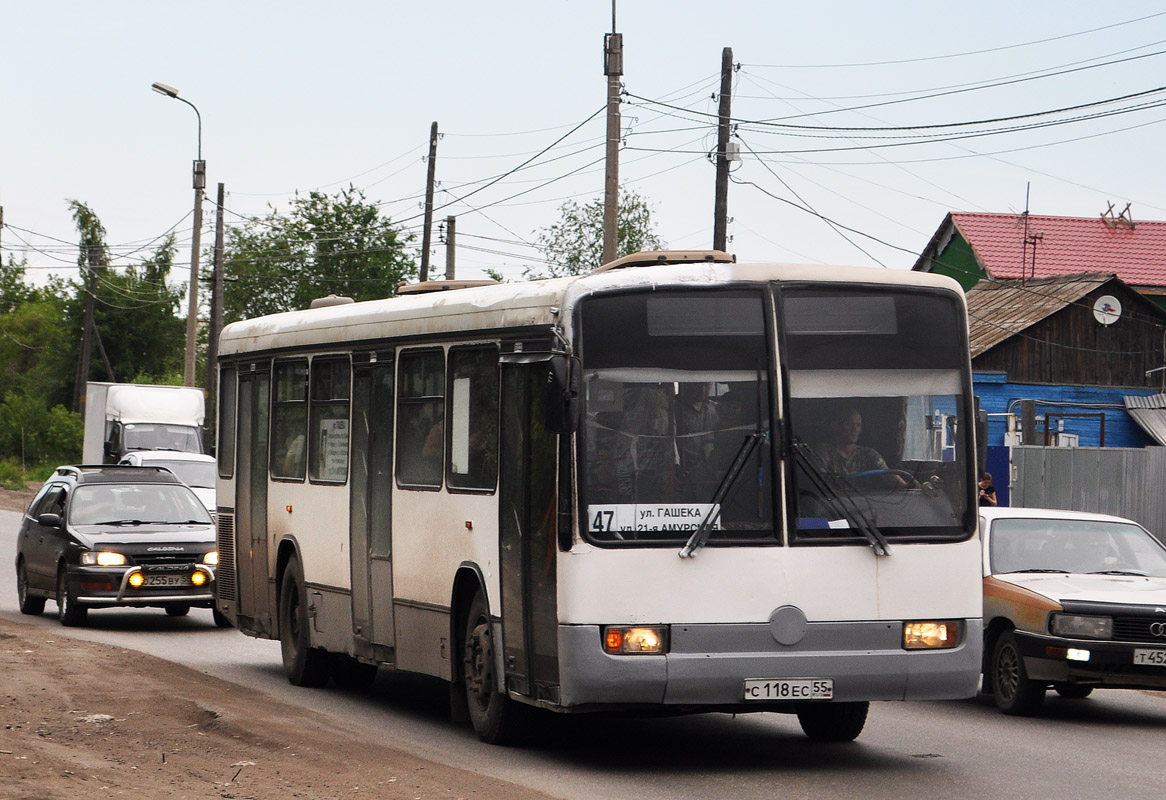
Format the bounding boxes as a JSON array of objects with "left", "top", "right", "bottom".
[{"left": 594, "top": 250, "right": 735, "bottom": 273}]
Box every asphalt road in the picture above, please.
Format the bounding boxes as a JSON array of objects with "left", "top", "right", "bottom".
[{"left": 3, "top": 507, "right": 1162, "bottom": 799}]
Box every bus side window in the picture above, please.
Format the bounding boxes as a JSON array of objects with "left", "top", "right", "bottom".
[
  {"left": 447, "top": 345, "right": 499, "bottom": 492},
  {"left": 396, "top": 349, "right": 445, "bottom": 488},
  {"left": 309, "top": 357, "right": 351, "bottom": 483},
  {"left": 271, "top": 359, "right": 309, "bottom": 480}
]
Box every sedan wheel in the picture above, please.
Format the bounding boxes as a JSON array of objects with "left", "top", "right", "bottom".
[
  {"left": 17, "top": 561, "right": 46, "bottom": 615},
  {"left": 992, "top": 630, "right": 1045, "bottom": 715},
  {"left": 56, "top": 567, "right": 88, "bottom": 627}
]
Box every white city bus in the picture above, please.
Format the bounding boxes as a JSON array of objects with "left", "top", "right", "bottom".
[{"left": 214, "top": 250, "right": 983, "bottom": 744}]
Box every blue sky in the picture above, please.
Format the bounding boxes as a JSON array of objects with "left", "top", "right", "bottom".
[{"left": 4, "top": 1, "right": 1166, "bottom": 286}]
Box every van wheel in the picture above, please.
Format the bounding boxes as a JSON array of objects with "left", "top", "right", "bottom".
[
  {"left": 796, "top": 701, "right": 869, "bottom": 741},
  {"left": 17, "top": 561, "right": 45, "bottom": 615},
  {"left": 279, "top": 556, "right": 330, "bottom": 687},
  {"left": 463, "top": 590, "right": 527, "bottom": 744},
  {"left": 56, "top": 567, "right": 87, "bottom": 627},
  {"left": 212, "top": 608, "right": 234, "bottom": 628}
]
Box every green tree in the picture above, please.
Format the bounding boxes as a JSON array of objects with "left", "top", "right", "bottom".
[
  {"left": 0, "top": 254, "right": 34, "bottom": 313},
  {"left": 511, "top": 188, "right": 663, "bottom": 281},
  {"left": 223, "top": 186, "right": 417, "bottom": 322}
]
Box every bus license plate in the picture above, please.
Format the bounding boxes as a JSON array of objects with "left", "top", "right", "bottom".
[
  {"left": 744, "top": 678, "right": 834, "bottom": 701},
  {"left": 1133, "top": 649, "right": 1166, "bottom": 666},
  {"left": 144, "top": 575, "right": 186, "bottom": 587}
]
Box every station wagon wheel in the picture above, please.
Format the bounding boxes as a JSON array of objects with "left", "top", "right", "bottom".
[
  {"left": 796, "top": 701, "right": 869, "bottom": 741},
  {"left": 16, "top": 560, "right": 45, "bottom": 615},
  {"left": 165, "top": 604, "right": 191, "bottom": 617},
  {"left": 463, "top": 590, "right": 527, "bottom": 745},
  {"left": 278, "top": 555, "right": 331, "bottom": 687},
  {"left": 991, "top": 630, "right": 1045, "bottom": 715},
  {"left": 1054, "top": 683, "right": 1093, "bottom": 699},
  {"left": 56, "top": 566, "right": 87, "bottom": 627}
]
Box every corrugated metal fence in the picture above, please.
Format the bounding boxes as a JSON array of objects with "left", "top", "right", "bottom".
[{"left": 1011, "top": 445, "right": 1166, "bottom": 540}]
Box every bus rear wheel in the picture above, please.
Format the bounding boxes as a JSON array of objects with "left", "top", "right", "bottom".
[
  {"left": 279, "top": 556, "right": 331, "bottom": 688},
  {"left": 796, "top": 701, "right": 869, "bottom": 742},
  {"left": 463, "top": 590, "right": 526, "bottom": 745}
]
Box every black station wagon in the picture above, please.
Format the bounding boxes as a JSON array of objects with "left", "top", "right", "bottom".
[{"left": 14, "top": 465, "right": 222, "bottom": 626}]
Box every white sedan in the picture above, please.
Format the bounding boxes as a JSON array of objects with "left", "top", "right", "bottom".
[
  {"left": 118, "top": 451, "right": 216, "bottom": 518},
  {"left": 981, "top": 506, "right": 1166, "bottom": 715}
]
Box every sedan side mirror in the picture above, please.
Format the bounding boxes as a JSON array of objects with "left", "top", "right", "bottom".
[{"left": 37, "top": 512, "right": 63, "bottom": 529}]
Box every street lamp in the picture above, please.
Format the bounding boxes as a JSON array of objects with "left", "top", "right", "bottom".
[{"left": 152, "top": 81, "right": 205, "bottom": 388}]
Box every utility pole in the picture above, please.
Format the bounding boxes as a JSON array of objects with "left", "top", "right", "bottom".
[
  {"left": 419, "top": 121, "right": 439, "bottom": 282},
  {"left": 713, "top": 47, "right": 734, "bottom": 252},
  {"left": 74, "top": 242, "right": 101, "bottom": 415},
  {"left": 205, "top": 182, "right": 226, "bottom": 452},
  {"left": 602, "top": 18, "right": 623, "bottom": 265},
  {"left": 444, "top": 215, "right": 456, "bottom": 280},
  {"left": 184, "top": 158, "right": 206, "bottom": 387}
]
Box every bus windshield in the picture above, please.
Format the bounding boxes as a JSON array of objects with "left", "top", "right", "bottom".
[
  {"left": 579, "top": 290, "right": 773, "bottom": 544},
  {"left": 783, "top": 286, "right": 972, "bottom": 543}
]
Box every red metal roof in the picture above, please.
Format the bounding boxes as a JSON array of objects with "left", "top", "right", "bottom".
[{"left": 949, "top": 212, "right": 1166, "bottom": 288}]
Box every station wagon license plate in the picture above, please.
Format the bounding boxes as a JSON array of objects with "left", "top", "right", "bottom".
[
  {"left": 744, "top": 678, "right": 834, "bottom": 701},
  {"left": 143, "top": 574, "right": 187, "bottom": 588},
  {"left": 1133, "top": 649, "right": 1166, "bottom": 666}
]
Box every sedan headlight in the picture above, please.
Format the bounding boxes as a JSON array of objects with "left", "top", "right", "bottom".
[
  {"left": 202, "top": 550, "right": 219, "bottom": 566},
  {"left": 1050, "top": 613, "right": 1113, "bottom": 640},
  {"left": 80, "top": 551, "right": 127, "bottom": 567}
]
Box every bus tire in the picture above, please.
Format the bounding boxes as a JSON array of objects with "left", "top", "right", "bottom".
[
  {"left": 463, "top": 590, "right": 525, "bottom": 745},
  {"left": 991, "top": 630, "right": 1045, "bottom": 716},
  {"left": 279, "top": 556, "right": 331, "bottom": 688},
  {"left": 796, "top": 701, "right": 868, "bottom": 742}
]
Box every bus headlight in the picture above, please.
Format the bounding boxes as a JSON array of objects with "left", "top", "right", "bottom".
[
  {"left": 81, "top": 551, "right": 127, "bottom": 567},
  {"left": 903, "top": 620, "right": 961, "bottom": 650},
  {"left": 603, "top": 626, "right": 669, "bottom": 655}
]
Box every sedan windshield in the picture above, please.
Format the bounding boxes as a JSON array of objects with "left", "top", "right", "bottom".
[
  {"left": 990, "top": 518, "right": 1166, "bottom": 577},
  {"left": 70, "top": 484, "right": 212, "bottom": 526}
]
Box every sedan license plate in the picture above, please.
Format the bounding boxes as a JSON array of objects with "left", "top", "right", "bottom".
[
  {"left": 143, "top": 574, "right": 187, "bottom": 588},
  {"left": 744, "top": 678, "right": 834, "bottom": 701},
  {"left": 1133, "top": 648, "right": 1166, "bottom": 666}
]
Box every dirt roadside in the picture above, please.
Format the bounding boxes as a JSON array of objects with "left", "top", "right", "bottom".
[{"left": 1, "top": 484, "right": 557, "bottom": 800}]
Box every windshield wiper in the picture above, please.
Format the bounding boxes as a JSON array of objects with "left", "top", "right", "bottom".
[
  {"left": 1001, "top": 568, "right": 1068, "bottom": 574},
  {"left": 1089, "top": 570, "right": 1148, "bottom": 577},
  {"left": 679, "top": 431, "right": 767, "bottom": 559},
  {"left": 791, "top": 439, "right": 892, "bottom": 557},
  {"left": 92, "top": 519, "right": 146, "bottom": 526}
]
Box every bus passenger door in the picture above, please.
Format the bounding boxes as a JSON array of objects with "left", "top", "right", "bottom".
[
  {"left": 499, "top": 362, "right": 560, "bottom": 701},
  {"left": 235, "top": 369, "right": 273, "bottom": 636},
  {"left": 350, "top": 359, "right": 395, "bottom": 659}
]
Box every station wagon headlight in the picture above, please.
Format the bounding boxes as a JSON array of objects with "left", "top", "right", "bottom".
[
  {"left": 902, "top": 620, "right": 961, "bottom": 649},
  {"left": 80, "top": 551, "right": 127, "bottom": 567},
  {"left": 603, "top": 626, "right": 669, "bottom": 655},
  {"left": 202, "top": 550, "right": 219, "bottom": 566},
  {"left": 1050, "top": 613, "right": 1112, "bottom": 640}
]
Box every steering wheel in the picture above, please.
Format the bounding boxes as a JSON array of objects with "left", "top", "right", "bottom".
[{"left": 843, "top": 468, "right": 917, "bottom": 492}]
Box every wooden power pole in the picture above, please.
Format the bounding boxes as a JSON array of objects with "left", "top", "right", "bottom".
[
  {"left": 444, "top": 215, "right": 456, "bottom": 280},
  {"left": 205, "top": 182, "right": 226, "bottom": 451},
  {"left": 420, "top": 122, "right": 439, "bottom": 282},
  {"left": 713, "top": 47, "right": 734, "bottom": 252}
]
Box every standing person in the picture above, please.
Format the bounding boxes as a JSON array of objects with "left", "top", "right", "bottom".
[{"left": 978, "top": 472, "right": 998, "bottom": 506}]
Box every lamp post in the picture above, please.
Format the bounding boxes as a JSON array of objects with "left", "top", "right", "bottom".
[{"left": 152, "top": 81, "right": 205, "bottom": 388}]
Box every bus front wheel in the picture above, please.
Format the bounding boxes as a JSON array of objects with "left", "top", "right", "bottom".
[
  {"left": 463, "top": 590, "right": 526, "bottom": 745},
  {"left": 279, "top": 556, "right": 331, "bottom": 688},
  {"left": 796, "top": 701, "right": 869, "bottom": 742}
]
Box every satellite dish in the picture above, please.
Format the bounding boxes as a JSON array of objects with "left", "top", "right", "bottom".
[{"left": 1093, "top": 295, "right": 1122, "bottom": 325}]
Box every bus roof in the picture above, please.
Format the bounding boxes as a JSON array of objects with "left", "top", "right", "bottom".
[{"left": 218, "top": 253, "right": 964, "bottom": 358}]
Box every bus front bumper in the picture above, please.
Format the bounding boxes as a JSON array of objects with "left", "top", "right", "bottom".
[{"left": 556, "top": 618, "right": 983, "bottom": 709}]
